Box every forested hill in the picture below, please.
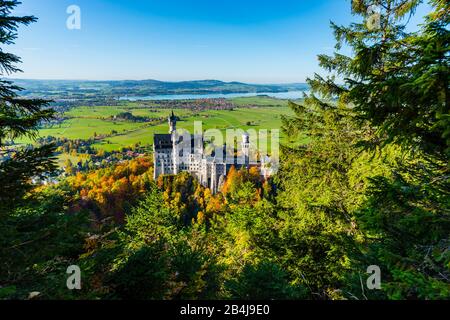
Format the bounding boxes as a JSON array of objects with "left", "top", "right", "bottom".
[{"left": 8, "top": 78, "right": 308, "bottom": 99}]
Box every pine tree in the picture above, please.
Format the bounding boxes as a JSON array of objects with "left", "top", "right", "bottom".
[
  {"left": 280, "top": 0, "right": 449, "bottom": 299},
  {"left": 0, "top": 1, "right": 56, "bottom": 210},
  {"left": 327, "top": 0, "right": 449, "bottom": 299},
  {"left": 318, "top": 0, "right": 449, "bottom": 158}
]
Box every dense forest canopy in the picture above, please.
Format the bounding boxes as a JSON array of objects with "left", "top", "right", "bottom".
[{"left": 0, "top": 0, "right": 448, "bottom": 300}]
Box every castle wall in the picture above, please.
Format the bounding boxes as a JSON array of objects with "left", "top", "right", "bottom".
[{"left": 154, "top": 113, "right": 267, "bottom": 194}]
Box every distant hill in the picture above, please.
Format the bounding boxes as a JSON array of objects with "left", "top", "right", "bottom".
[{"left": 7, "top": 78, "right": 308, "bottom": 100}]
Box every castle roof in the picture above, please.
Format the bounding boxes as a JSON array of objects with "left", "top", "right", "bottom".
[
  {"left": 169, "top": 110, "right": 177, "bottom": 121},
  {"left": 154, "top": 134, "right": 172, "bottom": 150},
  {"left": 154, "top": 133, "right": 205, "bottom": 152}
]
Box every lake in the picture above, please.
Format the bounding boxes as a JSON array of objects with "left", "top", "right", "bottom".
[{"left": 119, "top": 90, "right": 309, "bottom": 101}]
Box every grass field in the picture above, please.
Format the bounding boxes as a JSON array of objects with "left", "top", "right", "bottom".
[
  {"left": 230, "top": 96, "right": 292, "bottom": 107},
  {"left": 21, "top": 97, "right": 304, "bottom": 152},
  {"left": 92, "top": 107, "right": 295, "bottom": 151},
  {"left": 65, "top": 106, "right": 193, "bottom": 119},
  {"left": 38, "top": 118, "right": 145, "bottom": 140}
]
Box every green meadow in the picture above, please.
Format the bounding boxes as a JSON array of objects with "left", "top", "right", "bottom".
[
  {"left": 93, "top": 107, "right": 295, "bottom": 152},
  {"left": 24, "top": 97, "right": 304, "bottom": 152},
  {"left": 35, "top": 118, "right": 144, "bottom": 140},
  {"left": 64, "top": 105, "right": 194, "bottom": 119},
  {"left": 231, "top": 96, "right": 292, "bottom": 107}
]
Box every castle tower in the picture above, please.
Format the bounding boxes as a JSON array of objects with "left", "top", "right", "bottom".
[
  {"left": 169, "top": 110, "right": 177, "bottom": 134},
  {"left": 170, "top": 111, "right": 179, "bottom": 174},
  {"left": 242, "top": 132, "right": 250, "bottom": 165},
  {"left": 217, "top": 174, "right": 226, "bottom": 193},
  {"left": 211, "top": 160, "right": 217, "bottom": 193}
]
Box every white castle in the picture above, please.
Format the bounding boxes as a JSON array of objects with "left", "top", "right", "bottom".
[{"left": 153, "top": 112, "right": 276, "bottom": 193}]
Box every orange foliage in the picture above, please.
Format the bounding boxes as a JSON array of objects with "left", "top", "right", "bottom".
[
  {"left": 221, "top": 166, "right": 238, "bottom": 194},
  {"left": 67, "top": 157, "right": 153, "bottom": 223}
]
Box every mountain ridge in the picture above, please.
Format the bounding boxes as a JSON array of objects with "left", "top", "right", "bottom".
[{"left": 6, "top": 78, "right": 308, "bottom": 99}]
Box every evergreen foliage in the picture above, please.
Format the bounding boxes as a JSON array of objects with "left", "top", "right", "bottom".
[
  {"left": 1, "top": 0, "right": 448, "bottom": 300},
  {"left": 0, "top": 0, "right": 56, "bottom": 210}
]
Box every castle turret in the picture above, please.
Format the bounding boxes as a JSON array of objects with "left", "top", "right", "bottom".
[
  {"left": 169, "top": 111, "right": 177, "bottom": 134},
  {"left": 210, "top": 160, "right": 217, "bottom": 193},
  {"left": 170, "top": 111, "right": 179, "bottom": 174},
  {"left": 242, "top": 132, "right": 250, "bottom": 165}
]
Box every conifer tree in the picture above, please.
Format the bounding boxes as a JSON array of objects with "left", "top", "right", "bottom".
[
  {"left": 0, "top": 1, "right": 56, "bottom": 210},
  {"left": 281, "top": 0, "right": 449, "bottom": 299},
  {"left": 318, "top": 0, "right": 448, "bottom": 157}
]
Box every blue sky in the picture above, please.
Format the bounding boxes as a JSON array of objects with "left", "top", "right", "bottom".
[{"left": 10, "top": 0, "right": 432, "bottom": 83}]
